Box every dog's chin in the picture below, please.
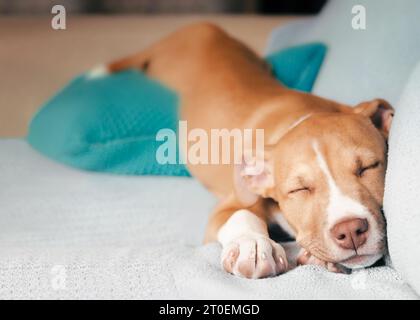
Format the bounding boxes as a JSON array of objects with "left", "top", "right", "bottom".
[{"left": 339, "top": 253, "right": 383, "bottom": 269}]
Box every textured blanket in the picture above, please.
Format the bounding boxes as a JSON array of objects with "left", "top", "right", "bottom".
[{"left": 0, "top": 140, "right": 417, "bottom": 299}]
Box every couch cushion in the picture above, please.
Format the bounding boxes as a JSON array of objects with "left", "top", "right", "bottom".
[
  {"left": 384, "top": 60, "right": 420, "bottom": 296},
  {"left": 267, "top": 0, "right": 420, "bottom": 106}
]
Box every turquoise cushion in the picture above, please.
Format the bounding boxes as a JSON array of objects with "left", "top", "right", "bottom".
[
  {"left": 27, "top": 42, "right": 327, "bottom": 176},
  {"left": 266, "top": 42, "right": 327, "bottom": 92}
]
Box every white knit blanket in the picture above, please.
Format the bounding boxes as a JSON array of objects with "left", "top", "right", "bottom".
[{"left": 0, "top": 140, "right": 417, "bottom": 299}]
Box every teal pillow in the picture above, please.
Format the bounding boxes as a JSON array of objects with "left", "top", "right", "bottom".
[
  {"left": 266, "top": 42, "right": 327, "bottom": 92},
  {"left": 27, "top": 42, "right": 327, "bottom": 176}
]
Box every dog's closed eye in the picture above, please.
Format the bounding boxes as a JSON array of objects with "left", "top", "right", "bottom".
[
  {"left": 356, "top": 161, "right": 380, "bottom": 177},
  {"left": 288, "top": 187, "right": 311, "bottom": 194}
]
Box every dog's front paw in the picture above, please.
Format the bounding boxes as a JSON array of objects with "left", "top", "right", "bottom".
[
  {"left": 296, "top": 249, "right": 349, "bottom": 274},
  {"left": 221, "top": 235, "right": 288, "bottom": 279}
]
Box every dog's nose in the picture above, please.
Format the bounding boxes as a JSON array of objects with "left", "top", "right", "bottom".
[{"left": 330, "top": 218, "right": 369, "bottom": 250}]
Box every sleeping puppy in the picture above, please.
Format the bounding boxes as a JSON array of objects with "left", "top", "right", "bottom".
[{"left": 100, "top": 22, "right": 394, "bottom": 278}]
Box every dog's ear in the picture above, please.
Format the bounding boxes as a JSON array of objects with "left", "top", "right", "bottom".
[
  {"left": 233, "top": 146, "right": 275, "bottom": 207},
  {"left": 353, "top": 99, "right": 394, "bottom": 138}
]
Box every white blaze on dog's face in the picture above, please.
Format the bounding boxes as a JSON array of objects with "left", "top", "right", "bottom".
[{"left": 237, "top": 99, "right": 394, "bottom": 269}]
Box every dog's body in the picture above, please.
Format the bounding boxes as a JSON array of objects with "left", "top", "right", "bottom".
[{"left": 102, "top": 23, "right": 394, "bottom": 279}]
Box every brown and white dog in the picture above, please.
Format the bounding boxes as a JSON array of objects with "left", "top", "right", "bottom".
[{"left": 94, "top": 22, "right": 394, "bottom": 279}]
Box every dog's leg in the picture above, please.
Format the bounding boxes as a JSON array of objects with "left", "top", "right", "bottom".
[
  {"left": 85, "top": 45, "right": 156, "bottom": 80},
  {"left": 205, "top": 196, "right": 288, "bottom": 279},
  {"left": 107, "top": 49, "right": 153, "bottom": 73}
]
